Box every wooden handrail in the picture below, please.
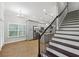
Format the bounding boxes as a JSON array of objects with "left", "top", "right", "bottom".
[{"left": 38, "top": 4, "right": 68, "bottom": 57}]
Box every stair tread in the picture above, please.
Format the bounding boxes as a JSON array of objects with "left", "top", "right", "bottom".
[
  {"left": 61, "top": 23, "right": 79, "bottom": 26},
  {"left": 60, "top": 27, "right": 79, "bottom": 30},
  {"left": 48, "top": 44, "right": 79, "bottom": 57},
  {"left": 60, "top": 26, "right": 79, "bottom": 28},
  {"left": 54, "top": 36, "right": 79, "bottom": 42},
  {"left": 62, "top": 22, "right": 79, "bottom": 25},
  {"left": 60, "top": 27, "right": 79, "bottom": 28},
  {"left": 49, "top": 42, "right": 79, "bottom": 56},
  {"left": 56, "top": 30, "right": 79, "bottom": 33},
  {"left": 55, "top": 33, "right": 79, "bottom": 36},
  {"left": 54, "top": 34, "right": 79, "bottom": 41},
  {"left": 51, "top": 38, "right": 79, "bottom": 49},
  {"left": 46, "top": 47, "right": 67, "bottom": 57},
  {"left": 61, "top": 25, "right": 79, "bottom": 27},
  {"left": 59, "top": 30, "right": 79, "bottom": 31},
  {"left": 44, "top": 51, "right": 58, "bottom": 57},
  {"left": 63, "top": 20, "right": 79, "bottom": 23},
  {"left": 63, "top": 19, "right": 79, "bottom": 22},
  {"left": 56, "top": 31, "right": 79, "bottom": 35},
  {"left": 61, "top": 24, "right": 79, "bottom": 26}
]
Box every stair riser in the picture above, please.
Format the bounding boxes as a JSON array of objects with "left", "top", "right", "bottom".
[
  {"left": 60, "top": 25, "right": 79, "bottom": 27},
  {"left": 60, "top": 28, "right": 79, "bottom": 30},
  {"left": 63, "top": 20, "right": 79, "bottom": 23},
  {"left": 62, "top": 22, "right": 79, "bottom": 25},
  {"left": 63, "top": 20, "right": 79, "bottom": 22},
  {"left": 49, "top": 42, "right": 79, "bottom": 55},
  {"left": 54, "top": 34, "right": 79, "bottom": 40},
  {"left": 49, "top": 44, "right": 79, "bottom": 57},
  {"left": 56, "top": 31, "right": 79, "bottom": 35},
  {"left": 52, "top": 38, "right": 79, "bottom": 47},
  {"left": 47, "top": 47, "right": 67, "bottom": 57}
]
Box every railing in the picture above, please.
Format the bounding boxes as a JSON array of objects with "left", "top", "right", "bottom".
[{"left": 38, "top": 4, "right": 68, "bottom": 57}]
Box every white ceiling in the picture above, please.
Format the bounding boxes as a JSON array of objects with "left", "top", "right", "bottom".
[{"left": 4, "top": 2, "right": 58, "bottom": 24}]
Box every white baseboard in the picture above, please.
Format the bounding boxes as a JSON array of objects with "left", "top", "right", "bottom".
[
  {"left": 5, "top": 38, "right": 27, "bottom": 44},
  {"left": 0, "top": 48, "right": 1, "bottom": 51},
  {"left": 0, "top": 45, "right": 3, "bottom": 51}
]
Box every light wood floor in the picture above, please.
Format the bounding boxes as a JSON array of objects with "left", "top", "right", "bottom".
[{"left": 0, "top": 40, "right": 38, "bottom": 57}]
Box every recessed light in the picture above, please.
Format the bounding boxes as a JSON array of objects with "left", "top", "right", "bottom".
[
  {"left": 43, "top": 9, "right": 46, "bottom": 12},
  {"left": 46, "top": 24, "right": 48, "bottom": 26}
]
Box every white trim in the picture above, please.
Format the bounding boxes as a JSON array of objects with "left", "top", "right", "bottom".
[
  {"left": 8, "top": 23, "right": 26, "bottom": 38},
  {"left": 60, "top": 27, "right": 79, "bottom": 30},
  {"left": 60, "top": 25, "right": 79, "bottom": 27},
  {"left": 5, "top": 38, "right": 26, "bottom": 44},
  {"left": 55, "top": 34, "right": 79, "bottom": 40},
  {"left": 56, "top": 31, "right": 79, "bottom": 35}
]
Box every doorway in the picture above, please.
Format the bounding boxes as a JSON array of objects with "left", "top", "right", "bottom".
[{"left": 33, "top": 26, "right": 39, "bottom": 40}]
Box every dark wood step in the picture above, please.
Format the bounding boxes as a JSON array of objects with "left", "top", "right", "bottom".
[
  {"left": 49, "top": 45, "right": 79, "bottom": 57},
  {"left": 44, "top": 50, "right": 58, "bottom": 57},
  {"left": 51, "top": 40, "right": 79, "bottom": 50}
]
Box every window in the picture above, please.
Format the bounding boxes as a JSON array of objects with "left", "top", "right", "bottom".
[
  {"left": 19, "top": 25, "right": 26, "bottom": 37},
  {"left": 9, "top": 24, "right": 18, "bottom": 37},
  {"left": 8, "top": 24, "right": 26, "bottom": 38}
]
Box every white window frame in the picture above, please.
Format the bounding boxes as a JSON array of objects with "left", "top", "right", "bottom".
[{"left": 8, "top": 23, "right": 26, "bottom": 38}]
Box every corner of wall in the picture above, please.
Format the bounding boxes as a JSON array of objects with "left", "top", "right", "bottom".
[{"left": 0, "top": 44, "right": 3, "bottom": 51}]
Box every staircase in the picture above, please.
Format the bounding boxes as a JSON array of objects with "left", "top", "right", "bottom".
[{"left": 42, "top": 10, "right": 79, "bottom": 57}]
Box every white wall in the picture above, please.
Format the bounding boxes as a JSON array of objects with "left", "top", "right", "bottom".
[
  {"left": 0, "top": 3, "right": 4, "bottom": 50},
  {"left": 26, "top": 20, "right": 46, "bottom": 40},
  {"left": 1, "top": 2, "right": 68, "bottom": 45},
  {"left": 0, "top": 3, "right": 4, "bottom": 21},
  {"left": 4, "top": 4, "right": 27, "bottom": 44},
  {"left": 26, "top": 20, "right": 38, "bottom": 40},
  {"left": 4, "top": 16, "right": 26, "bottom": 44},
  {"left": 68, "top": 2, "right": 79, "bottom": 12},
  {"left": 4, "top": 2, "right": 49, "bottom": 44},
  {"left": 0, "top": 21, "right": 4, "bottom": 50}
]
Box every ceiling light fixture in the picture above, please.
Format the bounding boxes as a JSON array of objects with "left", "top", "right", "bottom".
[
  {"left": 43, "top": 9, "right": 46, "bottom": 12},
  {"left": 17, "top": 8, "right": 24, "bottom": 17},
  {"left": 46, "top": 24, "right": 49, "bottom": 26}
]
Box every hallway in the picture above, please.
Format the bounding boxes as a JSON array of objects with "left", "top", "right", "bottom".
[
  {"left": 0, "top": 2, "right": 79, "bottom": 57},
  {"left": 0, "top": 40, "right": 38, "bottom": 57}
]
